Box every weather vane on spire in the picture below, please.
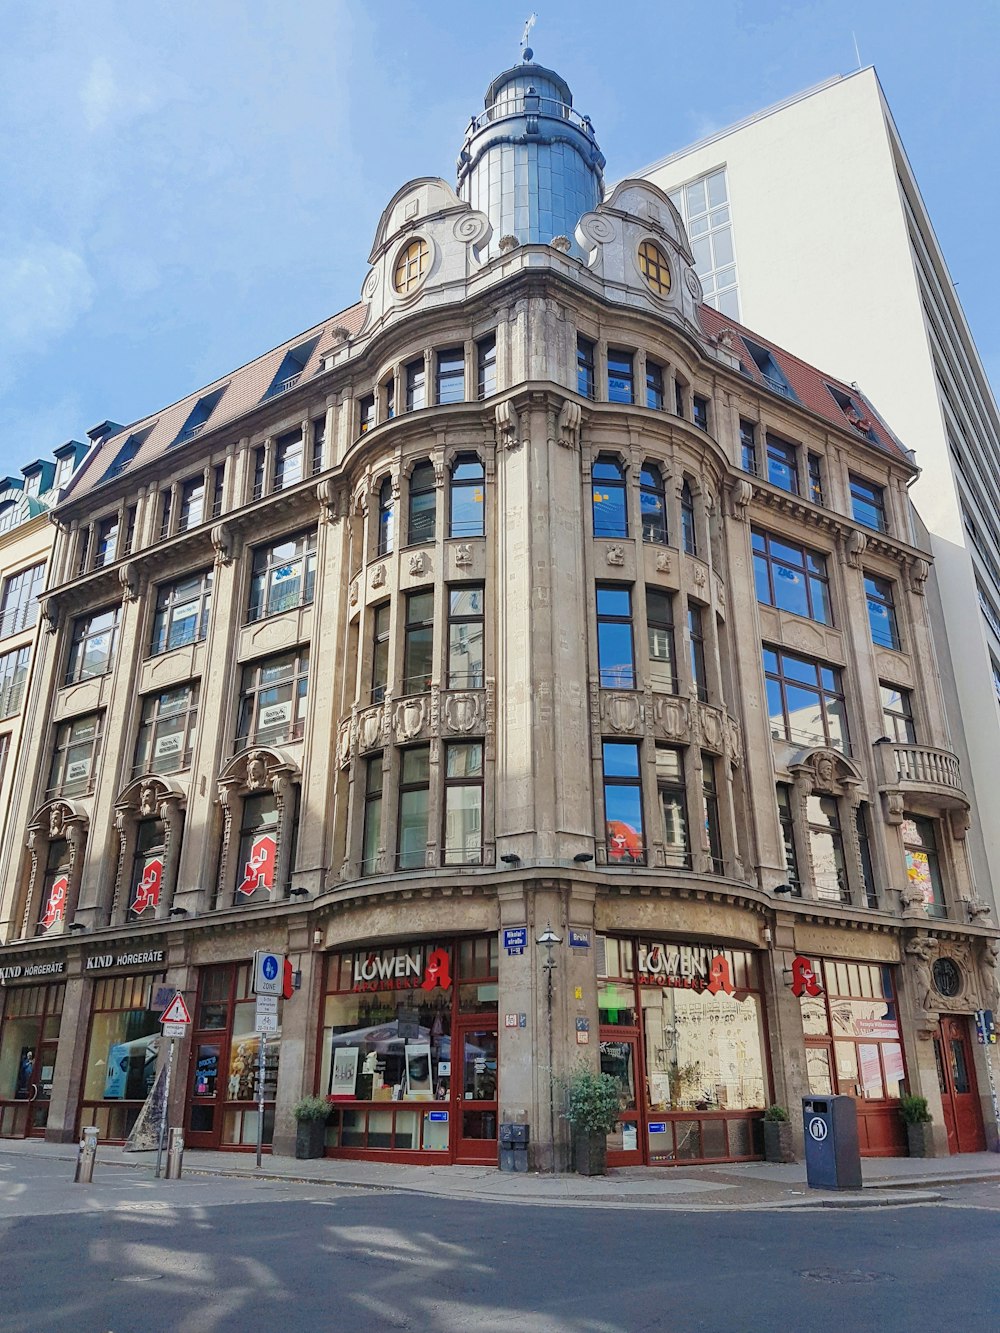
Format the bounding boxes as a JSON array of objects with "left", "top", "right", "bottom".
[{"left": 521, "top": 13, "right": 537, "bottom": 61}]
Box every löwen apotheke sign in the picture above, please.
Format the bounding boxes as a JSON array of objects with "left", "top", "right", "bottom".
[
  {"left": 635, "top": 942, "right": 737, "bottom": 994},
  {"left": 351, "top": 946, "right": 452, "bottom": 993},
  {"left": 0, "top": 959, "right": 66, "bottom": 983}
]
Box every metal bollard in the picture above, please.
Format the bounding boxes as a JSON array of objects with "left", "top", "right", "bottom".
[
  {"left": 74, "top": 1126, "right": 99, "bottom": 1184},
  {"left": 165, "top": 1127, "right": 184, "bottom": 1180}
]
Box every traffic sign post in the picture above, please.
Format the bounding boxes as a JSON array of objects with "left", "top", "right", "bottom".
[
  {"left": 156, "top": 993, "right": 191, "bottom": 1180},
  {"left": 256, "top": 1032, "right": 266, "bottom": 1170},
  {"left": 253, "top": 950, "right": 283, "bottom": 996}
]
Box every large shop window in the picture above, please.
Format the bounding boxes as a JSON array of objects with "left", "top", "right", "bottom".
[
  {"left": 598, "top": 937, "right": 767, "bottom": 1164},
  {"left": 800, "top": 960, "right": 905, "bottom": 1118},
  {"left": 81, "top": 973, "right": 165, "bottom": 1143},
  {"left": 187, "top": 962, "right": 281, "bottom": 1150},
  {"left": 320, "top": 937, "right": 498, "bottom": 1159},
  {"left": 0, "top": 982, "right": 64, "bottom": 1138}
]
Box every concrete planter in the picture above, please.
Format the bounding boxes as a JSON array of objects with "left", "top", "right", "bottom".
[
  {"left": 906, "top": 1122, "right": 935, "bottom": 1159},
  {"left": 574, "top": 1130, "right": 608, "bottom": 1176},
  {"left": 763, "top": 1120, "right": 796, "bottom": 1164},
  {"left": 295, "top": 1119, "right": 328, "bottom": 1160}
]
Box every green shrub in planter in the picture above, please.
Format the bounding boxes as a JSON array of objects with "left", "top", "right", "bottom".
[
  {"left": 562, "top": 1065, "right": 624, "bottom": 1176},
  {"left": 293, "top": 1095, "right": 331, "bottom": 1160},
  {"left": 899, "top": 1095, "right": 934, "bottom": 1159},
  {"left": 762, "top": 1105, "right": 796, "bottom": 1162}
]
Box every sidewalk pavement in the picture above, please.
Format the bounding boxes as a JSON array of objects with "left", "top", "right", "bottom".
[{"left": 2, "top": 1136, "right": 998, "bottom": 1210}]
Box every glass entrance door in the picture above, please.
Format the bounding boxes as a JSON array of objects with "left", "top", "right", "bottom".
[
  {"left": 600, "top": 1033, "right": 642, "bottom": 1164},
  {"left": 934, "top": 1016, "right": 986, "bottom": 1154},
  {"left": 453, "top": 1023, "right": 498, "bottom": 1164}
]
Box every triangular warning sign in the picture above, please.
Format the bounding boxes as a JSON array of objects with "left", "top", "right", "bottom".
[{"left": 161, "top": 992, "right": 191, "bottom": 1025}]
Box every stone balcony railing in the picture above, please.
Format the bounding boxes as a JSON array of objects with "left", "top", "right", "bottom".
[{"left": 875, "top": 741, "right": 970, "bottom": 825}]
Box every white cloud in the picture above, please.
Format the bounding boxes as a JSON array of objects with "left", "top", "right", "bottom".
[
  {"left": 0, "top": 240, "right": 95, "bottom": 374},
  {"left": 81, "top": 54, "right": 159, "bottom": 134}
]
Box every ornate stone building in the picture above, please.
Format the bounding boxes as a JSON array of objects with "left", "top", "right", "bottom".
[{"left": 0, "top": 52, "right": 995, "bottom": 1165}]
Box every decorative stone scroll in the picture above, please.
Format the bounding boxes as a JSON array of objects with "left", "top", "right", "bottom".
[
  {"left": 557, "top": 399, "right": 582, "bottom": 450},
  {"left": 495, "top": 400, "right": 520, "bottom": 450}
]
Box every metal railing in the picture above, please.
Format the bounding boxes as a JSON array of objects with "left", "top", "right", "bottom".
[
  {"left": 467, "top": 95, "right": 593, "bottom": 135},
  {"left": 0, "top": 602, "right": 39, "bottom": 639}
]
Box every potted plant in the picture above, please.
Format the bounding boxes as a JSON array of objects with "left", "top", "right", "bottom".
[
  {"left": 762, "top": 1104, "right": 796, "bottom": 1163},
  {"left": 899, "top": 1094, "right": 934, "bottom": 1158},
  {"left": 293, "top": 1095, "right": 331, "bottom": 1159},
  {"left": 563, "top": 1065, "right": 625, "bottom": 1176}
]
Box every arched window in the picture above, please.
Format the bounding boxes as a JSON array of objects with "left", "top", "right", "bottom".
[
  {"left": 681, "top": 479, "right": 697, "bottom": 556},
  {"left": 408, "top": 461, "right": 436, "bottom": 545},
  {"left": 449, "top": 454, "right": 485, "bottom": 538},
  {"left": 592, "top": 456, "right": 627, "bottom": 539},
  {"left": 640, "top": 465, "right": 667, "bottom": 544},
  {"left": 377, "top": 476, "right": 394, "bottom": 556}
]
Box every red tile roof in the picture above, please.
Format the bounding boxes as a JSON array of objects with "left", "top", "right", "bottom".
[
  {"left": 65, "top": 302, "right": 369, "bottom": 504},
  {"left": 698, "top": 305, "right": 913, "bottom": 464}
]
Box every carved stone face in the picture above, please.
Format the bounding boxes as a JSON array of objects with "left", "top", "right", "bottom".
[
  {"left": 139, "top": 783, "right": 158, "bottom": 818},
  {"left": 48, "top": 805, "right": 65, "bottom": 839},
  {"left": 246, "top": 753, "right": 268, "bottom": 791}
]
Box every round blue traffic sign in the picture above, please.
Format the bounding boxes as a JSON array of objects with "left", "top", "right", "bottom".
[{"left": 262, "top": 954, "right": 279, "bottom": 981}]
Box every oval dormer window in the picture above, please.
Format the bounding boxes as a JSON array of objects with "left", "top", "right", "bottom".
[
  {"left": 638, "top": 239, "right": 671, "bottom": 297},
  {"left": 394, "top": 238, "right": 429, "bottom": 295}
]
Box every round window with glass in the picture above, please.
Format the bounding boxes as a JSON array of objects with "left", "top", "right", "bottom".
[
  {"left": 393, "top": 239, "right": 429, "bottom": 295},
  {"left": 638, "top": 240, "right": 672, "bottom": 297},
  {"left": 932, "top": 957, "right": 962, "bottom": 998}
]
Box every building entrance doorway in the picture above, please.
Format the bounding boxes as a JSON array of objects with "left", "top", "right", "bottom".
[
  {"left": 0, "top": 982, "right": 64, "bottom": 1139},
  {"left": 452, "top": 1021, "right": 498, "bottom": 1164},
  {"left": 934, "top": 1016, "right": 986, "bottom": 1154}
]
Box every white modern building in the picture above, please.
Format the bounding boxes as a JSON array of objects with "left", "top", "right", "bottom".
[{"left": 634, "top": 67, "right": 1000, "bottom": 895}]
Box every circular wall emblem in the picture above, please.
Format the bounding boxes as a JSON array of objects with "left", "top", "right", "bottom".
[
  {"left": 808, "top": 1116, "right": 828, "bottom": 1142},
  {"left": 932, "top": 957, "right": 962, "bottom": 997}
]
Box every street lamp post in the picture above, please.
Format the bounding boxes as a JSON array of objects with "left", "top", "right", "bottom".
[{"left": 536, "top": 922, "right": 562, "bottom": 1172}]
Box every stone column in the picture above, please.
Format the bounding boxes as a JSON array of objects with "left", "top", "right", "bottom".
[{"left": 44, "top": 961, "right": 89, "bottom": 1144}]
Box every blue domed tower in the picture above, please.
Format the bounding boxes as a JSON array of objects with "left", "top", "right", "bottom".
[{"left": 456, "top": 49, "right": 606, "bottom": 258}]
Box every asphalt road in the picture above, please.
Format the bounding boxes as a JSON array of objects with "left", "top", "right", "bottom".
[{"left": 1, "top": 1158, "right": 997, "bottom": 1332}]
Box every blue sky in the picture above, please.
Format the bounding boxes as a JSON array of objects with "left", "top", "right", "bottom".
[{"left": 2, "top": 0, "right": 997, "bottom": 478}]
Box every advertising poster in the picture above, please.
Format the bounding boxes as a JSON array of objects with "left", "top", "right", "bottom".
[
  {"left": 405, "top": 1042, "right": 432, "bottom": 1098},
  {"left": 328, "top": 1045, "right": 359, "bottom": 1099}
]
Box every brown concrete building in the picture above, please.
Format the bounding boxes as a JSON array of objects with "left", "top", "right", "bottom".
[{"left": 0, "top": 53, "right": 996, "bottom": 1167}]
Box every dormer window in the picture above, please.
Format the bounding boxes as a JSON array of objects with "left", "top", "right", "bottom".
[
  {"left": 102, "top": 430, "right": 151, "bottom": 483},
  {"left": 23, "top": 471, "right": 42, "bottom": 498},
  {"left": 261, "top": 339, "right": 318, "bottom": 402},
  {"left": 173, "top": 388, "right": 226, "bottom": 445},
  {"left": 827, "top": 384, "right": 879, "bottom": 443},
  {"left": 743, "top": 337, "right": 796, "bottom": 401}
]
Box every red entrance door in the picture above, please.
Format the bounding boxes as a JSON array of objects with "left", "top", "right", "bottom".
[
  {"left": 934, "top": 1016, "right": 986, "bottom": 1154},
  {"left": 452, "top": 1021, "right": 498, "bottom": 1164}
]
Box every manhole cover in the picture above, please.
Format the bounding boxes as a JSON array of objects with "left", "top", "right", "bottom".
[
  {"left": 800, "top": 1270, "right": 893, "bottom": 1285},
  {"left": 113, "top": 1275, "right": 164, "bottom": 1283}
]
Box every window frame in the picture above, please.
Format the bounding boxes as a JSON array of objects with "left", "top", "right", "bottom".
[
  {"left": 435, "top": 347, "right": 465, "bottom": 406},
  {"left": 442, "top": 740, "right": 484, "bottom": 866},
  {"left": 397, "top": 744, "right": 431, "bottom": 870},
  {"left": 0, "top": 644, "right": 30, "bottom": 719},
  {"left": 763, "top": 646, "right": 850, "bottom": 753},
  {"left": 592, "top": 455, "right": 628, "bottom": 539},
  {"left": 247, "top": 530, "right": 317, "bottom": 623},
  {"left": 361, "top": 754, "right": 383, "bottom": 875},
  {"left": 0, "top": 561, "right": 46, "bottom": 639},
  {"left": 596, "top": 584, "right": 636, "bottom": 690},
  {"left": 850, "top": 474, "right": 888, "bottom": 533},
  {"left": 177, "top": 474, "right": 206, "bottom": 531},
  {"left": 639, "top": 464, "right": 667, "bottom": 544},
  {"left": 646, "top": 587, "right": 677, "bottom": 694},
  {"left": 476, "top": 335, "right": 497, "bottom": 401},
  {"left": 688, "top": 603, "right": 708, "bottom": 703},
  {"left": 577, "top": 336, "right": 596, "bottom": 400},
  {"left": 765, "top": 434, "right": 799, "bottom": 495},
  {"left": 645, "top": 360, "right": 665, "bottom": 410},
  {"left": 48, "top": 712, "right": 103, "bottom": 798},
  {"left": 656, "top": 744, "right": 690, "bottom": 869},
  {"left": 235, "top": 647, "right": 310, "bottom": 751},
  {"left": 405, "top": 359, "right": 426, "bottom": 412},
  {"left": 149, "top": 569, "right": 213, "bottom": 657},
  {"left": 402, "top": 589, "right": 434, "bottom": 695},
  {"left": 371, "top": 601, "right": 391, "bottom": 703},
  {"left": 602, "top": 740, "right": 645, "bottom": 865},
  {"left": 681, "top": 480, "right": 697, "bottom": 556},
  {"left": 407, "top": 461, "right": 437, "bottom": 546},
  {"left": 880, "top": 684, "right": 916, "bottom": 743},
  {"left": 66, "top": 606, "right": 120, "bottom": 685},
  {"left": 864, "top": 574, "right": 901, "bottom": 651},
  {"left": 447, "top": 585, "right": 485, "bottom": 689},
  {"left": 607, "top": 349, "right": 634, "bottom": 405},
  {"left": 449, "top": 454, "right": 485, "bottom": 539},
  {"left": 377, "top": 476, "right": 395, "bottom": 556},
  {"left": 752, "top": 528, "right": 833, "bottom": 626},
  {"left": 133, "top": 683, "right": 199, "bottom": 778}
]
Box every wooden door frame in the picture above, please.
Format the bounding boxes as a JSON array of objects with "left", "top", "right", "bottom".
[{"left": 451, "top": 1016, "right": 499, "bottom": 1165}]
